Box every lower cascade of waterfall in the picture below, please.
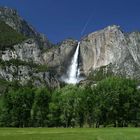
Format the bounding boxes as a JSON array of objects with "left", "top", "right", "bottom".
[{"left": 61, "top": 42, "right": 84, "bottom": 84}]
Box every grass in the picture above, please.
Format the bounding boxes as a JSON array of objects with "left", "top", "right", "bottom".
[{"left": 0, "top": 128, "right": 140, "bottom": 140}]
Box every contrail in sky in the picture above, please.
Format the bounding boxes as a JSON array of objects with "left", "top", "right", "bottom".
[{"left": 80, "top": 14, "right": 93, "bottom": 37}]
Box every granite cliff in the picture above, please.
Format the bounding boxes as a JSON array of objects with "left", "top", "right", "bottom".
[
  {"left": 0, "top": 6, "right": 140, "bottom": 87},
  {"left": 0, "top": 7, "right": 59, "bottom": 88},
  {"left": 0, "top": 7, "right": 51, "bottom": 48},
  {"left": 80, "top": 25, "right": 140, "bottom": 80}
]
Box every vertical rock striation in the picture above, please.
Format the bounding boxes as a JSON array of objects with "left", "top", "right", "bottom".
[{"left": 80, "top": 25, "right": 140, "bottom": 79}]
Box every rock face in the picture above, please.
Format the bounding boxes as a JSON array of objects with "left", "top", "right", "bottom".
[
  {"left": 0, "top": 7, "right": 79, "bottom": 87},
  {"left": 43, "top": 39, "right": 78, "bottom": 76},
  {"left": 0, "top": 7, "right": 51, "bottom": 48},
  {"left": 0, "top": 7, "right": 60, "bottom": 88},
  {"left": 1, "top": 6, "right": 140, "bottom": 87},
  {"left": 80, "top": 25, "right": 140, "bottom": 79},
  {"left": 0, "top": 64, "right": 60, "bottom": 88},
  {"left": 0, "top": 37, "right": 61, "bottom": 88},
  {"left": 1, "top": 39, "right": 43, "bottom": 64}
]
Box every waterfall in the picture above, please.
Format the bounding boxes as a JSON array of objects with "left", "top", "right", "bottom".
[
  {"left": 61, "top": 42, "right": 81, "bottom": 84},
  {"left": 67, "top": 42, "right": 80, "bottom": 84}
]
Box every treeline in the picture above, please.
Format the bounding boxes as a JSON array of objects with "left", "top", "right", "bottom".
[
  {"left": 0, "top": 77, "right": 140, "bottom": 128},
  {"left": 0, "top": 59, "right": 48, "bottom": 73}
]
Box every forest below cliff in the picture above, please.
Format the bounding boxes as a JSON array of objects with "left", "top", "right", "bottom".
[
  {"left": 0, "top": 7, "right": 140, "bottom": 129},
  {"left": 0, "top": 77, "right": 140, "bottom": 128}
]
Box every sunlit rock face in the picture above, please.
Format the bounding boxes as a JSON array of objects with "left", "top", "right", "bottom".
[
  {"left": 80, "top": 25, "right": 127, "bottom": 74},
  {"left": 1, "top": 39, "right": 43, "bottom": 64},
  {"left": 1, "top": 7, "right": 140, "bottom": 86},
  {"left": 0, "top": 7, "right": 59, "bottom": 88},
  {"left": 80, "top": 25, "right": 140, "bottom": 79},
  {"left": 128, "top": 32, "right": 140, "bottom": 67},
  {"left": 0, "top": 7, "right": 78, "bottom": 86},
  {"left": 43, "top": 39, "right": 78, "bottom": 76}
]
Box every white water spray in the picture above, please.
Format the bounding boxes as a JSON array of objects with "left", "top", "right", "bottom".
[
  {"left": 81, "top": 14, "right": 93, "bottom": 36},
  {"left": 61, "top": 14, "right": 93, "bottom": 84},
  {"left": 62, "top": 42, "right": 81, "bottom": 84}
]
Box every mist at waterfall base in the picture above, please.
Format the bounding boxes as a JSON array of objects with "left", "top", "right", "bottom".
[{"left": 61, "top": 42, "right": 84, "bottom": 84}]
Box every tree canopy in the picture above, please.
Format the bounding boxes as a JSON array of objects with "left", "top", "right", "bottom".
[{"left": 0, "top": 77, "right": 140, "bottom": 128}]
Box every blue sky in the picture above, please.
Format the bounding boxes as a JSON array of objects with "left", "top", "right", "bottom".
[{"left": 0, "top": 0, "right": 140, "bottom": 43}]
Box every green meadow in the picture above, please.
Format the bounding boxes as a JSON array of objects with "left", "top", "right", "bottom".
[{"left": 0, "top": 128, "right": 140, "bottom": 140}]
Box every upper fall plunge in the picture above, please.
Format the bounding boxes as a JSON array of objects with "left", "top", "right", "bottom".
[{"left": 61, "top": 42, "right": 84, "bottom": 84}]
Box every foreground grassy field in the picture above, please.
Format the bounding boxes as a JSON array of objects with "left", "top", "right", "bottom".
[{"left": 0, "top": 128, "right": 140, "bottom": 140}]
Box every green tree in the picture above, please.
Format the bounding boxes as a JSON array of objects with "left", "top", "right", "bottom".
[
  {"left": 94, "top": 77, "right": 138, "bottom": 127},
  {"left": 31, "top": 88, "right": 51, "bottom": 127},
  {"left": 0, "top": 88, "right": 34, "bottom": 127}
]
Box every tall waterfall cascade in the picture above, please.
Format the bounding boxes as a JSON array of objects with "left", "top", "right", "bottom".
[{"left": 61, "top": 42, "right": 83, "bottom": 84}]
